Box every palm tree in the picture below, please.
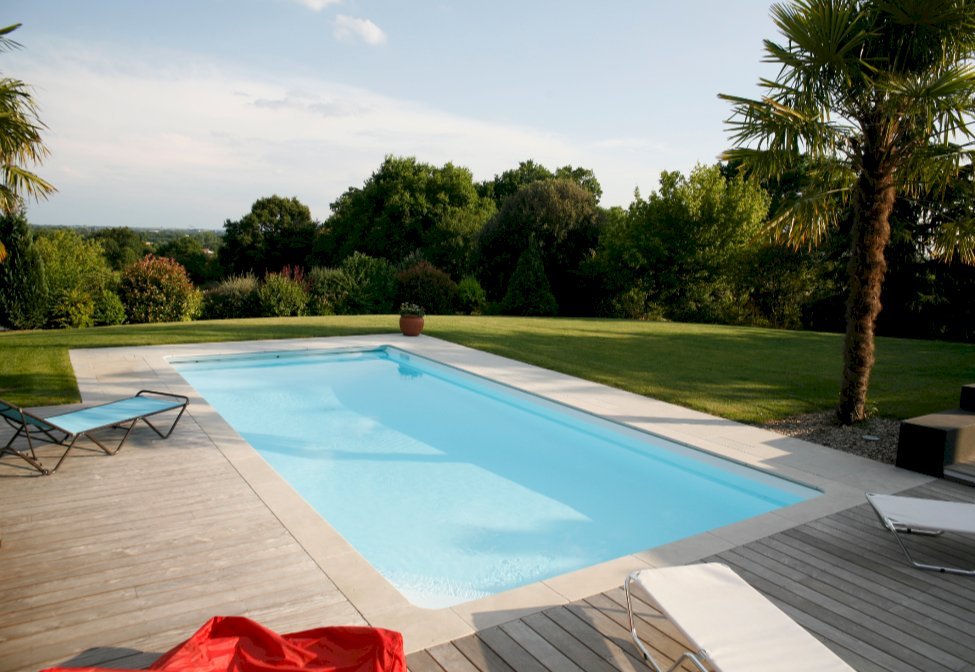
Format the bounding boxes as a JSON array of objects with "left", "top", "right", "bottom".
[
  {"left": 721, "top": 0, "right": 975, "bottom": 424},
  {"left": 0, "top": 22, "right": 55, "bottom": 221}
]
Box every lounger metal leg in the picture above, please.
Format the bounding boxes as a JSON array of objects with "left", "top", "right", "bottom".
[
  {"left": 43, "top": 434, "right": 83, "bottom": 475},
  {"left": 0, "top": 428, "right": 49, "bottom": 474},
  {"left": 86, "top": 419, "right": 139, "bottom": 456},
  {"left": 139, "top": 404, "right": 187, "bottom": 439},
  {"left": 43, "top": 421, "right": 134, "bottom": 474},
  {"left": 3, "top": 421, "right": 67, "bottom": 450},
  {"left": 0, "top": 446, "right": 47, "bottom": 473},
  {"left": 624, "top": 573, "right": 709, "bottom": 672},
  {"left": 889, "top": 525, "right": 975, "bottom": 576}
]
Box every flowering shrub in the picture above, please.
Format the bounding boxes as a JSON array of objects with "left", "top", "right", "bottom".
[
  {"left": 119, "top": 255, "right": 199, "bottom": 323},
  {"left": 399, "top": 302, "right": 425, "bottom": 317}
]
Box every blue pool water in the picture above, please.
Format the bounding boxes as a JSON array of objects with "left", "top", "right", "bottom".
[{"left": 173, "top": 347, "right": 818, "bottom": 608}]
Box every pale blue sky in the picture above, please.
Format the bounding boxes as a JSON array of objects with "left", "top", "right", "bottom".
[{"left": 5, "top": 1, "right": 778, "bottom": 229}]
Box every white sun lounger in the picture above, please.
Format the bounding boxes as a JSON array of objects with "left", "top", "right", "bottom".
[
  {"left": 866, "top": 492, "right": 975, "bottom": 576},
  {"left": 624, "top": 563, "right": 854, "bottom": 672}
]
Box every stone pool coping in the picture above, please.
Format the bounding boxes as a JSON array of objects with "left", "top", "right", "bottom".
[{"left": 68, "top": 334, "right": 932, "bottom": 652}]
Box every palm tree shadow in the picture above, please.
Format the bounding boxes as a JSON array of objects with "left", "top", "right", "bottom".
[{"left": 52, "top": 647, "right": 162, "bottom": 670}]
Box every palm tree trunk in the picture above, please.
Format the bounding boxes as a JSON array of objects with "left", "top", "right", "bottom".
[{"left": 838, "top": 160, "right": 895, "bottom": 425}]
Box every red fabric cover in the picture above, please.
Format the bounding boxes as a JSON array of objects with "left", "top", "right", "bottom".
[{"left": 42, "top": 616, "right": 406, "bottom": 672}]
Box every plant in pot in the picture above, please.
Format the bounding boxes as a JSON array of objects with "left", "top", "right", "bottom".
[{"left": 399, "top": 302, "right": 425, "bottom": 336}]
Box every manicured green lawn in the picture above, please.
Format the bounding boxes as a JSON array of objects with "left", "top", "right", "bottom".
[{"left": 1, "top": 315, "right": 972, "bottom": 423}]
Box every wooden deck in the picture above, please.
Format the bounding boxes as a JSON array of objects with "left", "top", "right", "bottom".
[
  {"left": 0, "top": 412, "right": 367, "bottom": 672},
  {"left": 2, "top": 418, "right": 974, "bottom": 672}
]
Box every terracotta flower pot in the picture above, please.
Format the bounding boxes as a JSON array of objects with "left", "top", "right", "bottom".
[{"left": 399, "top": 315, "right": 424, "bottom": 336}]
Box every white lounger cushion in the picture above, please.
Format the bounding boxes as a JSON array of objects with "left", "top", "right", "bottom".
[
  {"left": 866, "top": 493, "right": 975, "bottom": 535},
  {"left": 628, "top": 563, "right": 853, "bottom": 672}
]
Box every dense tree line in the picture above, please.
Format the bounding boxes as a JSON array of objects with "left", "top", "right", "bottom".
[{"left": 3, "top": 154, "right": 973, "bottom": 347}]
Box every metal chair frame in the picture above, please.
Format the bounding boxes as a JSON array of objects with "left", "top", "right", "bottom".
[
  {"left": 874, "top": 513, "right": 975, "bottom": 576},
  {"left": 624, "top": 573, "right": 710, "bottom": 672},
  {"left": 1, "top": 390, "right": 188, "bottom": 475}
]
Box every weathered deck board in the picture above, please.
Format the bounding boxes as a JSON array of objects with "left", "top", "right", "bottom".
[
  {"left": 4, "top": 416, "right": 975, "bottom": 672},
  {"left": 0, "top": 417, "right": 367, "bottom": 672}
]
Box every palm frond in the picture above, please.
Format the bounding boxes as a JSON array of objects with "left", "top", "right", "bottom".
[
  {"left": 769, "top": 0, "right": 874, "bottom": 92},
  {"left": 899, "top": 142, "right": 975, "bottom": 199},
  {"left": 720, "top": 92, "right": 854, "bottom": 162},
  {"left": 1, "top": 163, "right": 55, "bottom": 202},
  {"left": 930, "top": 217, "right": 975, "bottom": 264},
  {"left": 0, "top": 23, "right": 23, "bottom": 53},
  {"left": 768, "top": 154, "right": 855, "bottom": 246}
]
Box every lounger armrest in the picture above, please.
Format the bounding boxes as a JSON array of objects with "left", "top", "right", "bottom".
[{"left": 136, "top": 390, "right": 190, "bottom": 407}]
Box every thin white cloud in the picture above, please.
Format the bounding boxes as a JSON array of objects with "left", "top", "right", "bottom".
[
  {"left": 333, "top": 15, "right": 387, "bottom": 46},
  {"left": 8, "top": 42, "right": 595, "bottom": 228},
  {"left": 293, "top": 0, "right": 342, "bottom": 11}
]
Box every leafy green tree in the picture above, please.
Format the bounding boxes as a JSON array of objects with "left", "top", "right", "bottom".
[
  {"left": 600, "top": 165, "right": 770, "bottom": 323},
  {"left": 0, "top": 209, "right": 46, "bottom": 329},
  {"left": 478, "top": 178, "right": 603, "bottom": 313},
  {"left": 35, "top": 229, "right": 118, "bottom": 328},
  {"left": 156, "top": 236, "right": 221, "bottom": 285},
  {"left": 478, "top": 160, "right": 603, "bottom": 208},
  {"left": 0, "top": 24, "right": 55, "bottom": 219},
  {"left": 88, "top": 227, "right": 146, "bottom": 271},
  {"left": 220, "top": 196, "right": 318, "bottom": 276},
  {"left": 477, "top": 160, "right": 554, "bottom": 207},
  {"left": 721, "top": 0, "right": 975, "bottom": 423},
  {"left": 875, "top": 169, "right": 975, "bottom": 340},
  {"left": 501, "top": 238, "right": 558, "bottom": 316},
  {"left": 554, "top": 165, "right": 603, "bottom": 203},
  {"left": 318, "top": 156, "right": 495, "bottom": 277}
]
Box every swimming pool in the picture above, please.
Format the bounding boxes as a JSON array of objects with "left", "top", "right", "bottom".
[{"left": 173, "top": 346, "right": 819, "bottom": 608}]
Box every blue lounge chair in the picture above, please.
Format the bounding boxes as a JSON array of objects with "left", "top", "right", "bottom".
[{"left": 0, "top": 390, "right": 188, "bottom": 475}]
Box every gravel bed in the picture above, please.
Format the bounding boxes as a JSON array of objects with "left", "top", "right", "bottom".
[{"left": 761, "top": 411, "right": 899, "bottom": 464}]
